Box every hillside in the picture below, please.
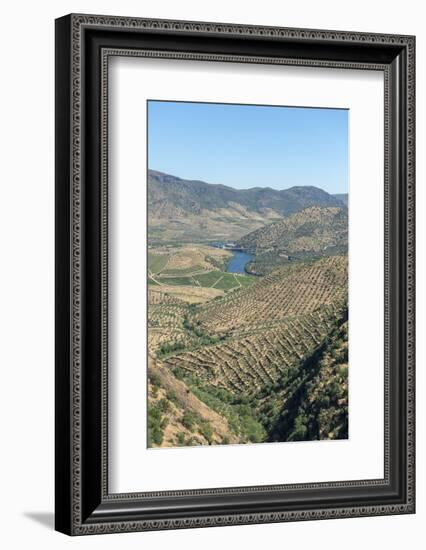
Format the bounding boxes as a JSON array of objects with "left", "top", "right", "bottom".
[
  {"left": 194, "top": 255, "right": 347, "bottom": 335},
  {"left": 149, "top": 254, "right": 348, "bottom": 446},
  {"left": 148, "top": 357, "right": 240, "bottom": 447},
  {"left": 158, "top": 256, "right": 347, "bottom": 445},
  {"left": 148, "top": 170, "right": 345, "bottom": 244},
  {"left": 165, "top": 305, "right": 345, "bottom": 394},
  {"left": 266, "top": 316, "right": 348, "bottom": 442},
  {"left": 237, "top": 206, "right": 348, "bottom": 274},
  {"left": 333, "top": 193, "right": 348, "bottom": 207}
]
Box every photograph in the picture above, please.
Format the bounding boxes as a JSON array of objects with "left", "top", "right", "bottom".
[
  {"left": 52, "top": 10, "right": 415, "bottom": 538},
  {"left": 147, "top": 100, "right": 349, "bottom": 449}
]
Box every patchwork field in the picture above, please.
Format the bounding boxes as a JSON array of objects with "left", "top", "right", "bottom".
[{"left": 148, "top": 244, "right": 255, "bottom": 294}]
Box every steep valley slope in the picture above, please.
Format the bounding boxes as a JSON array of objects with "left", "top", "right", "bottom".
[
  {"left": 237, "top": 206, "right": 348, "bottom": 275},
  {"left": 149, "top": 256, "right": 348, "bottom": 447}
]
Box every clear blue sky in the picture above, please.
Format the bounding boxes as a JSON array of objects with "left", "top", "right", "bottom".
[{"left": 148, "top": 100, "right": 348, "bottom": 195}]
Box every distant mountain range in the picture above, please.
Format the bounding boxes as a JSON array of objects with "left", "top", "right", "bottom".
[{"left": 148, "top": 170, "right": 347, "bottom": 244}]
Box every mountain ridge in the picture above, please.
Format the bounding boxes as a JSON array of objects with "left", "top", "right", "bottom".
[
  {"left": 148, "top": 169, "right": 346, "bottom": 244},
  {"left": 150, "top": 169, "right": 338, "bottom": 195},
  {"left": 149, "top": 169, "right": 344, "bottom": 212}
]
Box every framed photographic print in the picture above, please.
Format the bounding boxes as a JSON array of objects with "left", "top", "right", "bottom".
[{"left": 55, "top": 14, "right": 415, "bottom": 535}]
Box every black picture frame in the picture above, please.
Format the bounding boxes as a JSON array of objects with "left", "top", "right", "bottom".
[{"left": 55, "top": 13, "right": 415, "bottom": 536}]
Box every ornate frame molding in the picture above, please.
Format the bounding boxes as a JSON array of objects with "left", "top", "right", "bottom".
[{"left": 55, "top": 14, "right": 415, "bottom": 536}]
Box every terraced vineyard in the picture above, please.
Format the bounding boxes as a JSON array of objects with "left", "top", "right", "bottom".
[
  {"left": 195, "top": 256, "right": 347, "bottom": 335},
  {"left": 148, "top": 289, "right": 184, "bottom": 305},
  {"left": 147, "top": 251, "right": 348, "bottom": 447},
  {"left": 147, "top": 289, "right": 194, "bottom": 354},
  {"left": 165, "top": 305, "right": 344, "bottom": 393}
]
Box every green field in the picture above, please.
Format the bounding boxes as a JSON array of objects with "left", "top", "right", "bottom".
[
  {"left": 148, "top": 253, "right": 169, "bottom": 274},
  {"left": 157, "top": 276, "right": 196, "bottom": 286},
  {"left": 213, "top": 273, "right": 248, "bottom": 290},
  {"left": 153, "top": 270, "right": 255, "bottom": 291},
  {"left": 161, "top": 265, "right": 205, "bottom": 276},
  {"left": 147, "top": 246, "right": 255, "bottom": 292},
  {"left": 235, "top": 274, "right": 255, "bottom": 287},
  {"left": 192, "top": 271, "right": 223, "bottom": 287}
]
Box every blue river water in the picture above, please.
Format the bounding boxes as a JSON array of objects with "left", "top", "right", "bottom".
[{"left": 226, "top": 251, "right": 254, "bottom": 274}]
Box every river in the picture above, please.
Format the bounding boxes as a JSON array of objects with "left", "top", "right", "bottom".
[{"left": 226, "top": 250, "right": 254, "bottom": 274}]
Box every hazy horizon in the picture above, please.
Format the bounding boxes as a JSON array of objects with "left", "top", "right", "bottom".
[
  {"left": 147, "top": 100, "right": 349, "bottom": 195},
  {"left": 148, "top": 167, "right": 347, "bottom": 196}
]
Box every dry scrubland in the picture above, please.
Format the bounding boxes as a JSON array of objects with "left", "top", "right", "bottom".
[{"left": 148, "top": 357, "right": 238, "bottom": 447}]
